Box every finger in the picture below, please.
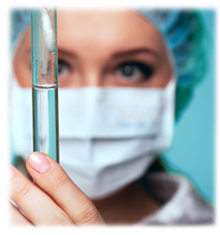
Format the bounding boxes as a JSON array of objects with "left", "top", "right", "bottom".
[
  {"left": 8, "top": 164, "right": 74, "bottom": 226},
  {"left": 26, "top": 152, "right": 105, "bottom": 226},
  {"left": 3, "top": 196, "right": 36, "bottom": 230}
]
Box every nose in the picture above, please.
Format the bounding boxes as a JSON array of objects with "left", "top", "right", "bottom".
[{"left": 77, "top": 70, "right": 102, "bottom": 87}]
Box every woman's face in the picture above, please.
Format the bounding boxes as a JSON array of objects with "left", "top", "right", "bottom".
[{"left": 13, "top": 10, "right": 172, "bottom": 88}]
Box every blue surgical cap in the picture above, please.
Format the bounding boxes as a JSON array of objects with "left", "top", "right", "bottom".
[{"left": 10, "top": 9, "right": 209, "bottom": 120}]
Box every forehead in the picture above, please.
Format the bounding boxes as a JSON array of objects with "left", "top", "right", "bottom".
[{"left": 57, "top": 10, "right": 166, "bottom": 54}]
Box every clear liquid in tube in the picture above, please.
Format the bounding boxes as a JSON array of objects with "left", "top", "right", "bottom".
[{"left": 32, "top": 84, "right": 59, "bottom": 162}]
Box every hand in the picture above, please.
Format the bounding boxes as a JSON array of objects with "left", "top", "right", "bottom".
[{"left": 8, "top": 152, "right": 105, "bottom": 226}]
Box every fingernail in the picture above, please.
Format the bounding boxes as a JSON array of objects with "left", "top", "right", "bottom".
[
  {"left": 28, "top": 152, "right": 50, "bottom": 174},
  {"left": 3, "top": 162, "right": 15, "bottom": 182}
]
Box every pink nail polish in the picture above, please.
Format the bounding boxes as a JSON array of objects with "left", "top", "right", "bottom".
[
  {"left": 28, "top": 152, "right": 50, "bottom": 174},
  {"left": 3, "top": 162, "right": 15, "bottom": 182}
]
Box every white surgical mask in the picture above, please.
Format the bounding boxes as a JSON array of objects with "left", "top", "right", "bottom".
[
  {"left": 10, "top": 74, "right": 176, "bottom": 200},
  {"left": 59, "top": 79, "right": 176, "bottom": 199}
]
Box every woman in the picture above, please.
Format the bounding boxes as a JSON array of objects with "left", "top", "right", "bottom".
[{"left": 9, "top": 9, "right": 214, "bottom": 225}]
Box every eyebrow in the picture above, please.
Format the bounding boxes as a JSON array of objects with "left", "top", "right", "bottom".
[
  {"left": 57, "top": 46, "right": 159, "bottom": 59},
  {"left": 111, "top": 47, "right": 160, "bottom": 59},
  {"left": 27, "top": 48, "right": 76, "bottom": 58},
  {"left": 58, "top": 48, "right": 77, "bottom": 58}
]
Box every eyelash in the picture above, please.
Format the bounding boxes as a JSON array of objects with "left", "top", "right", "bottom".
[
  {"left": 116, "top": 62, "right": 154, "bottom": 80},
  {"left": 58, "top": 59, "right": 71, "bottom": 75},
  {"left": 57, "top": 59, "right": 154, "bottom": 81}
]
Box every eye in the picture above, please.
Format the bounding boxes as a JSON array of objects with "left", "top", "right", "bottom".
[
  {"left": 115, "top": 62, "right": 153, "bottom": 82},
  {"left": 58, "top": 59, "right": 71, "bottom": 77}
]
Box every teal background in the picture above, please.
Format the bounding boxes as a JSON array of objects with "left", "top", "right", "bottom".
[{"left": 3, "top": 4, "right": 220, "bottom": 207}]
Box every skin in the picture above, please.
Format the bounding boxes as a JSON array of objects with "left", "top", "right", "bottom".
[{"left": 10, "top": 10, "right": 173, "bottom": 225}]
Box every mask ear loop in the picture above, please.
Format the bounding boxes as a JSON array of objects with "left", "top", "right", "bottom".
[
  {"left": 150, "top": 31, "right": 177, "bottom": 153},
  {"left": 159, "top": 25, "right": 177, "bottom": 146},
  {"left": 9, "top": 55, "right": 33, "bottom": 164}
]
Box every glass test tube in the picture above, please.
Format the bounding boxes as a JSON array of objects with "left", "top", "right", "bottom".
[{"left": 31, "top": 8, "right": 59, "bottom": 163}]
